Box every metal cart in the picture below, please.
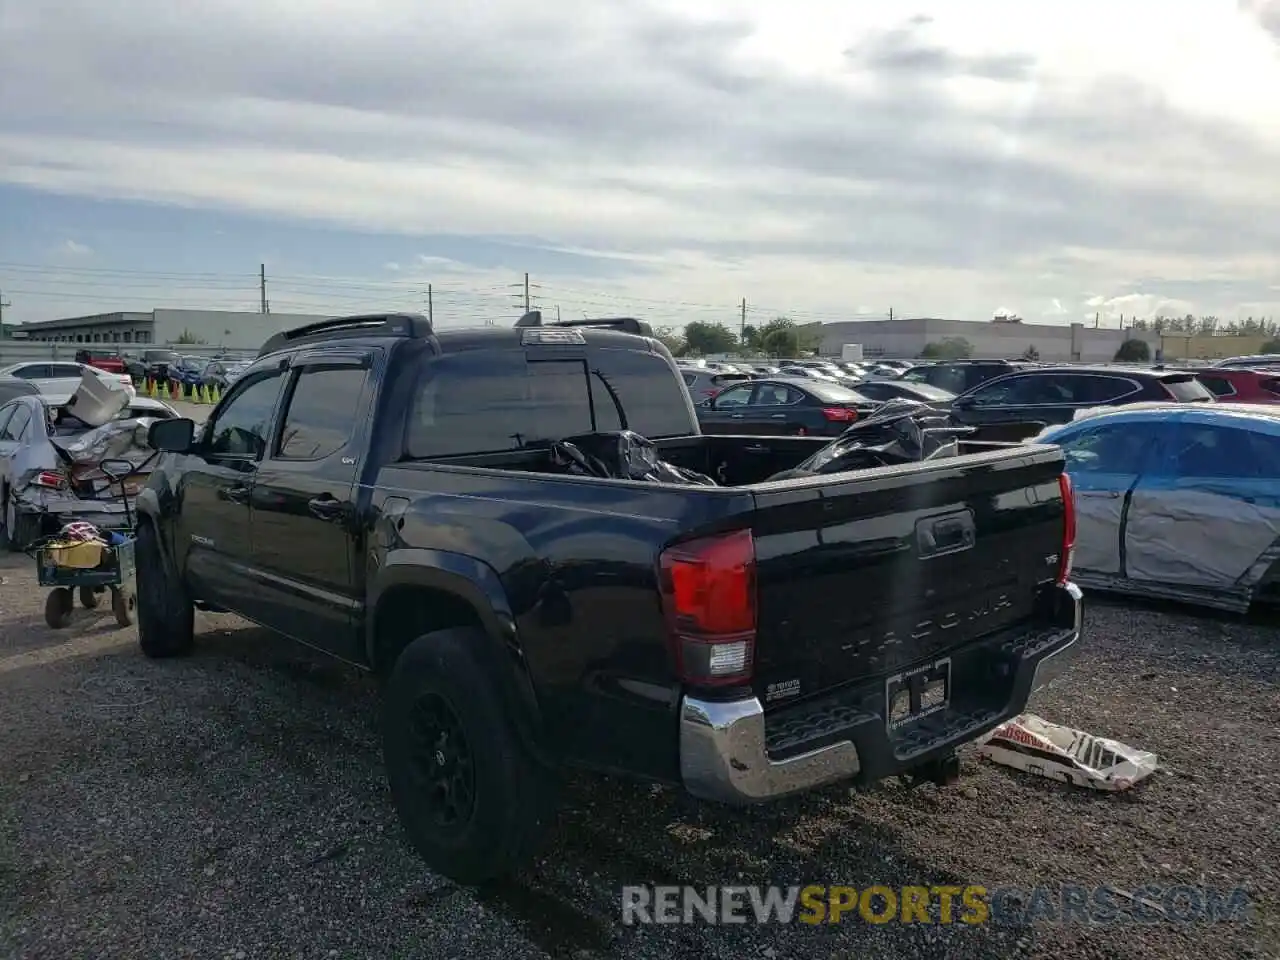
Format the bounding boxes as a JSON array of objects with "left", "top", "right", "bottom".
[{"left": 32, "top": 457, "right": 139, "bottom": 629}]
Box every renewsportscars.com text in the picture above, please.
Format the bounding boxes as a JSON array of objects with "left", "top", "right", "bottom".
[{"left": 620, "top": 884, "right": 1253, "bottom": 926}]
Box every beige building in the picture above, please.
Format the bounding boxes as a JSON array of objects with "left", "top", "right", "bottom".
[
  {"left": 1157, "top": 333, "right": 1274, "bottom": 361},
  {"left": 817, "top": 318, "right": 1160, "bottom": 364}
]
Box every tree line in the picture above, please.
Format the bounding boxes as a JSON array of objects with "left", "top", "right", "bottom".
[{"left": 652, "top": 317, "right": 821, "bottom": 358}]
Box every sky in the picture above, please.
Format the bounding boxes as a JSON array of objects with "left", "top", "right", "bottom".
[{"left": 2, "top": 0, "right": 1280, "bottom": 331}]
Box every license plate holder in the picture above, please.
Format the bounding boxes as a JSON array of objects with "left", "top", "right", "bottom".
[{"left": 885, "top": 657, "right": 952, "bottom": 731}]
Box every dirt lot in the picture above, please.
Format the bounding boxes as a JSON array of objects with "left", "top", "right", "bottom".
[{"left": 0, "top": 551, "right": 1276, "bottom": 960}]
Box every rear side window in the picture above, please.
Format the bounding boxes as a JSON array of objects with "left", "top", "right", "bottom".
[
  {"left": 1259, "top": 377, "right": 1280, "bottom": 398},
  {"left": 1074, "top": 375, "right": 1140, "bottom": 403},
  {"left": 1162, "top": 377, "right": 1215, "bottom": 402},
  {"left": 1196, "top": 375, "right": 1236, "bottom": 398},
  {"left": 407, "top": 348, "right": 695, "bottom": 458},
  {"left": 587, "top": 349, "right": 697, "bottom": 437},
  {"left": 276, "top": 366, "right": 367, "bottom": 460}
]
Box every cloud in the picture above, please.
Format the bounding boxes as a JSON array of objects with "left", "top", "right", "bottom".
[
  {"left": 0, "top": 1, "right": 1278, "bottom": 323},
  {"left": 844, "top": 17, "right": 1036, "bottom": 82},
  {"left": 58, "top": 239, "right": 93, "bottom": 256},
  {"left": 1241, "top": 0, "right": 1280, "bottom": 40}
]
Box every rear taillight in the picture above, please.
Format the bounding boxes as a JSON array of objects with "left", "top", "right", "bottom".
[
  {"left": 658, "top": 529, "right": 757, "bottom": 687},
  {"left": 821, "top": 407, "right": 857, "bottom": 423},
  {"left": 1057, "top": 473, "right": 1075, "bottom": 584},
  {"left": 31, "top": 470, "right": 67, "bottom": 490}
]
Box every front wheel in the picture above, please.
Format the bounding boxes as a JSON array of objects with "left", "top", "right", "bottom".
[
  {"left": 135, "top": 521, "right": 194, "bottom": 657},
  {"left": 382, "top": 628, "right": 557, "bottom": 884}
]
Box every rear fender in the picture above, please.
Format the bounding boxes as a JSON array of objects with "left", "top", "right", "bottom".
[{"left": 367, "top": 549, "right": 546, "bottom": 759}]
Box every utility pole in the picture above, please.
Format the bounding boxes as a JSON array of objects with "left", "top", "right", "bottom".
[
  {"left": 259, "top": 263, "right": 269, "bottom": 314},
  {"left": 556, "top": 305, "right": 562, "bottom": 322},
  {"left": 0, "top": 290, "right": 10, "bottom": 334},
  {"left": 889, "top": 306, "right": 894, "bottom": 321},
  {"left": 427, "top": 284, "right": 433, "bottom": 325},
  {"left": 740, "top": 298, "right": 747, "bottom": 341},
  {"left": 1095, "top": 312, "right": 1100, "bottom": 329},
  {"left": 508, "top": 273, "right": 538, "bottom": 313}
]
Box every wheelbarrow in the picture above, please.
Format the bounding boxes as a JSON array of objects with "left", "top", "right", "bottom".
[{"left": 32, "top": 457, "right": 140, "bottom": 629}]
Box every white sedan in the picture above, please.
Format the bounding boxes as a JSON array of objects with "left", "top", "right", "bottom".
[{"left": 0, "top": 361, "right": 136, "bottom": 399}]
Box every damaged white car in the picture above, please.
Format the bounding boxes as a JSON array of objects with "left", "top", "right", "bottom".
[{"left": 0, "top": 376, "right": 176, "bottom": 549}]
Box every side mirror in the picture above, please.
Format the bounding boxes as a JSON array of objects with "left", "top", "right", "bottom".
[{"left": 148, "top": 417, "right": 196, "bottom": 453}]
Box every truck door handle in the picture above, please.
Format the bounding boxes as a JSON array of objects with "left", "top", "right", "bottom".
[
  {"left": 730, "top": 413, "right": 744, "bottom": 419},
  {"left": 770, "top": 414, "right": 786, "bottom": 419},
  {"left": 222, "top": 485, "right": 250, "bottom": 505},
  {"left": 308, "top": 495, "right": 344, "bottom": 521}
]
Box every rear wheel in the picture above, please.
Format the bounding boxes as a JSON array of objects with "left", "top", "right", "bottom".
[
  {"left": 1, "top": 491, "right": 41, "bottom": 552},
  {"left": 135, "top": 521, "right": 194, "bottom": 657},
  {"left": 382, "top": 628, "right": 556, "bottom": 884},
  {"left": 79, "top": 586, "right": 101, "bottom": 609}
]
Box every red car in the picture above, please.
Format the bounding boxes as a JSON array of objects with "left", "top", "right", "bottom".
[
  {"left": 1189, "top": 367, "right": 1280, "bottom": 404},
  {"left": 73, "top": 349, "right": 127, "bottom": 376}
]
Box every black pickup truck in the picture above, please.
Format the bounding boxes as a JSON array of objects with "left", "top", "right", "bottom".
[{"left": 134, "top": 312, "right": 1083, "bottom": 883}]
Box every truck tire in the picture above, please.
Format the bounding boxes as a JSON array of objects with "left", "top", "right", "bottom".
[
  {"left": 135, "top": 520, "right": 195, "bottom": 658},
  {"left": 382, "top": 628, "right": 556, "bottom": 884}
]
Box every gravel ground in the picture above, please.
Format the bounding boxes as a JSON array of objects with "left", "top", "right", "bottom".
[{"left": 0, "top": 552, "right": 1276, "bottom": 960}]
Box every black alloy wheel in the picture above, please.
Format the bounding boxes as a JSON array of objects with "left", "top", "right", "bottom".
[{"left": 409, "top": 693, "right": 476, "bottom": 828}]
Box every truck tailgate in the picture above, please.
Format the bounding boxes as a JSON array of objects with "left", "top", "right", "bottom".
[{"left": 749, "top": 446, "right": 1067, "bottom": 710}]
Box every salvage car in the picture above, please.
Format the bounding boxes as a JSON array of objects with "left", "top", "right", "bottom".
[
  {"left": 0, "top": 394, "right": 176, "bottom": 549},
  {"left": 1037, "top": 402, "right": 1280, "bottom": 612},
  {"left": 132, "top": 310, "right": 1081, "bottom": 884}
]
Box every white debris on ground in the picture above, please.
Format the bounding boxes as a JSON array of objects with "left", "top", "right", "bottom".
[{"left": 976, "top": 713, "right": 1159, "bottom": 792}]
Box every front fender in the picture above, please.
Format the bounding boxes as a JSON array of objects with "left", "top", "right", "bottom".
[{"left": 135, "top": 468, "right": 182, "bottom": 572}]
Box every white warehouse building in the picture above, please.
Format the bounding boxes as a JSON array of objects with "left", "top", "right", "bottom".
[
  {"left": 14, "top": 308, "right": 335, "bottom": 351},
  {"left": 817, "top": 318, "right": 1161, "bottom": 364}
]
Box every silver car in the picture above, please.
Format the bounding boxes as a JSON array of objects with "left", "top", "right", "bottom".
[{"left": 0, "top": 395, "right": 177, "bottom": 549}]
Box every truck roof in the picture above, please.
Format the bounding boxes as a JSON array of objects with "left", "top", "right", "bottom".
[{"left": 257, "top": 311, "right": 663, "bottom": 360}]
